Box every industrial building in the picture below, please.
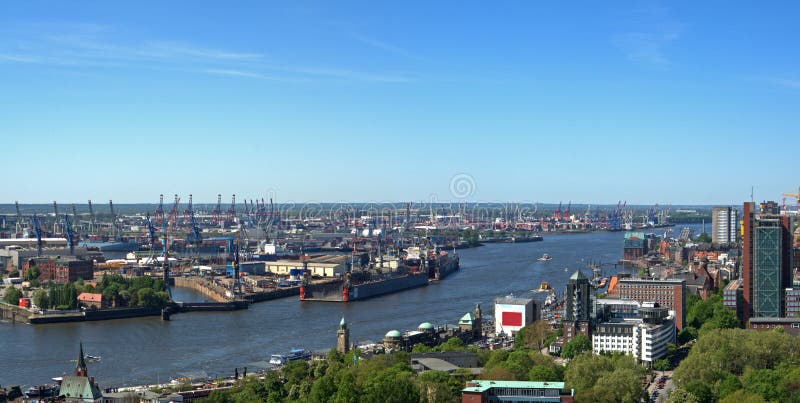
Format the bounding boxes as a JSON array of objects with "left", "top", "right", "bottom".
[
  {"left": 712, "top": 206, "right": 739, "bottom": 244},
  {"left": 0, "top": 242, "right": 94, "bottom": 272},
  {"left": 742, "top": 201, "right": 794, "bottom": 320},
  {"left": 494, "top": 296, "right": 536, "bottom": 336},
  {"left": 263, "top": 255, "right": 348, "bottom": 277}
]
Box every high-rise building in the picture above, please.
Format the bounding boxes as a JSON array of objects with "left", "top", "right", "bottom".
[
  {"left": 742, "top": 201, "right": 793, "bottom": 321},
  {"left": 565, "top": 270, "right": 592, "bottom": 321},
  {"left": 712, "top": 206, "right": 739, "bottom": 244}
]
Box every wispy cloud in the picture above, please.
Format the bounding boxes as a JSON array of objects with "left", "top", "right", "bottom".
[
  {"left": 612, "top": 6, "right": 683, "bottom": 67},
  {"left": 752, "top": 75, "right": 800, "bottom": 90},
  {"left": 350, "top": 32, "right": 428, "bottom": 62},
  {"left": 0, "top": 21, "right": 420, "bottom": 84}
]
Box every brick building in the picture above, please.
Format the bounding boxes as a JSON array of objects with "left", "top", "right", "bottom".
[
  {"left": 22, "top": 257, "right": 94, "bottom": 283},
  {"left": 618, "top": 278, "right": 686, "bottom": 330}
]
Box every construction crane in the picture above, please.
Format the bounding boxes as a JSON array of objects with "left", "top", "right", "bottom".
[
  {"left": 87, "top": 200, "right": 96, "bottom": 235},
  {"left": 783, "top": 186, "right": 800, "bottom": 210},
  {"left": 32, "top": 214, "right": 43, "bottom": 256},
  {"left": 63, "top": 214, "right": 75, "bottom": 255}
]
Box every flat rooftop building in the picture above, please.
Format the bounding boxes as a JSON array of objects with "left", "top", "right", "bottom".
[{"left": 462, "top": 380, "right": 574, "bottom": 403}]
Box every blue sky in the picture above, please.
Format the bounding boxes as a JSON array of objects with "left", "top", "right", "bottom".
[{"left": 1, "top": 1, "right": 798, "bottom": 205}]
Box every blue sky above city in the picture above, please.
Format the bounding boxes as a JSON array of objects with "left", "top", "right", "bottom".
[{"left": 1, "top": 1, "right": 798, "bottom": 205}]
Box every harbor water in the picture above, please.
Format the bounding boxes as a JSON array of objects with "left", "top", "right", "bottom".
[{"left": 0, "top": 226, "right": 699, "bottom": 387}]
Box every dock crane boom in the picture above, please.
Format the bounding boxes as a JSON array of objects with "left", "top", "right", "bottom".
[{"left": 226, "top": 194, "right": 236, "bottom": 224}]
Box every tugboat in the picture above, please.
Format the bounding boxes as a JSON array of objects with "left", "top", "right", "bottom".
[{"left": 537, "top": 253, "right": 552, "bottom": 261}]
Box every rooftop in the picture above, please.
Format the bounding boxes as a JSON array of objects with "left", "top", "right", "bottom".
[
  {"left": 495, "top": 296, "right": 534, "bottom": 306},
  {"left": 463, "top": 380, "right": 566, "bottom": 393}
]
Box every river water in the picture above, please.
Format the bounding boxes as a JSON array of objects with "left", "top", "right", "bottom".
[{"left": 0, "top": 226, "right": 700, "bottom": 387}]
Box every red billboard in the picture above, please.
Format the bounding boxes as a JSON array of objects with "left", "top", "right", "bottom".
[{"left": 501, "top": 311, "right": 522, "bottom": 327}]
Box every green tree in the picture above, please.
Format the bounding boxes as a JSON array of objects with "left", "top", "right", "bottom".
[
  {"left": 4, "top": 287, "right": 23, "bottom": 304},
  {"left": 24, "top": 265, "right": 40, "bottom": 281},
  {"left": 514, "top": 320, "right": 552, "bottom": 350},
  {"left": 653, "top": 359, "right": 670, "bottom": 372},
  {"left": 360, "top": 367, "right": 418, "bottom": 403},
  {"left": 32, "top": 289, "right": 49, "bottom": 309},
  {"left": 719, "top": 389, "right": 766, "bottom": 403},
  {"left": 667, "top": 388, "right": 700, "bottom": 403},
  {"left": 561, "top": 334, "right": 591, "bottom": 359},
  {"left": 528, "top": 365, "right": 558, "bottom": 382}
]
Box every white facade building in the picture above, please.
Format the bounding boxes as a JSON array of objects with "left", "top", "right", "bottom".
[
  {"left": 592, "top": 306, "right": 675, "bottom": 365},
  {"left": 494, "top": 296, "right": 536, "bottom": 336},
  {"left": 712, "top": 207, "right": 739, "bottom": 244}
]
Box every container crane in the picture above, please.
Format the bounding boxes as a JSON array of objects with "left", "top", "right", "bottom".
[
  {"left": 564, "top": 201, "right": 571, "bottom": 221},
  {"left": 212, "top": 194, "right": 222, "bottom": 224},
  {"left": 169, "top": 195, "right": 180, "bottom": 226},
  {"left": 155, "top": 194, "right": 165, "bottom": 225},
  {"left": 225, "top": 194, "right": 236, "bottom": 224},
  {"left": 554, "top": 202, "right": 562, "bottom": 221},
  {"left": 63, "top": 214, "right": 75, "bottom": 255},
  {"left": 183, "top": 194, "right": 194, "bottom": 226}
]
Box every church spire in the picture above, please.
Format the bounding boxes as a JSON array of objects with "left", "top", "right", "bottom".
[{"left": 76, "top": 342, "right": 88, "bottom": 377}]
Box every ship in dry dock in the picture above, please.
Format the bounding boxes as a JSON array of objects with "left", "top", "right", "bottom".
[{"left": 300, "top": 246, "right": 459, "bottom": 302}]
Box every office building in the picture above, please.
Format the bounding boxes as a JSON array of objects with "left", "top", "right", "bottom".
[
  {"left": 592, "top": 304, "right": 675, "bottom": 366},
  {"left": 742, "top": 201, "right": 793, "bottom": 321},
  {"left": 618, "top": 278, "right": 686, "bottom": 330},
  {"left": 494, "top": 296, "right": 536, "bottom": 336},
  {"left": 565, "top": 270, "right": 592, "bottom": 322}
]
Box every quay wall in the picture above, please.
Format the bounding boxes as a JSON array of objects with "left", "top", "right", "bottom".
[
  {"left": 0, "top": 302, "right": 33, "bottom": 324},
  {"left": 173, "top": 277, "right": 229, "bottom": 302}
]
